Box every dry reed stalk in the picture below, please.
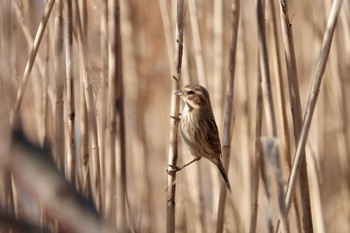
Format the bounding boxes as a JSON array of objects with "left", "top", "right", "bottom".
[
  {"left": 249, "top": 59, "right": 263, "bottom": 233},
  {"left": 256, "top": 0, "right": 290, "bottom": 231},
  {"left": 3, "top": 1, "right": 18, "bottom": 220},
  {"left": 267, "top": 0, "right": 291, "bottom": 165},
  {"left": 13, "top": 1, "right": 45, "bottom": 79},
  {"left": 39, "top": 15, "right": 51, "bottom": 228},
  {"left": 99, "top": 0, "right": 108, "bottom": 215},
  {"left": 1, "top": 0, "right": 12, "bottom": 83},
  {"left": 79, "top": 0, "right": 88, "bottom": 40},
  {"left": 41, "top": 29, "right": 49, "bottom": 146},
  {"left": 236, "top": 14, "right": 254, "bottom": 233},
  {"left": 52, "top": 3, "right": 65, "bottom": 231},
  {"left": 0, "top": 100, "right": 12, "bottom": 233},
  {"left": 16, "top": 7, "right": 44, "bottom": 150},
  {"left": 278, "top": 0, "right": 302, "bottom": 145},
  {"left": 105, "top": 0, "right": 116, "bottom": 221},
  {"left": 73, "top": 0, "right": 102, "bottom": 210},
  {"left": 107, "top": 0, "right": 127, "bottom": 230},
  {"left": 178, "top": 39, "right": 205, "bottom": 225},
  {"left": 279, "top": 1, "right": 314, "bottom": 232},
  {"left": 159, "top": 0, "right": 175, "bottom": 75},
  {"left": 13, "top": 1, "right": 47, "bottom": 154},
  {"left": 216, "top": 0, "right": 240, "bottom": 232},
  {"left": 79, "top": 59, "right": 91, "bottom": 197},
  {"left": 284, "top": 0, "right": 343, "bottom": 221},
  {"left": 167, "top": 0, "right": 185, "bottom": 232},
  {"left": 257, "top": 1, "right": 273, "bottom": 214},
  {"left": 270, "top": 1, "right": 300, "bottom": 233},
  {"left": 65, "top": 0, "right": 76, "bottom": 184},
  {"left": 256, "top": 0, "right": 277, "bottom": 137},
  {"left": 188, "top": 0, "right": 206, "bottom": 86},
  {"left": 11, "top": 0, "right": 55, "bottom": 127},
  {"left": 337, "top": 12, "right": 350, "bottom": 188},
  {"left": 269, "top": 1, "right": 302, "bottom": 230},
  {"left": 71, "top": 0, "right": 87, "bottom": 196},
  {"left": 75, "top": 10, "right": 91, "bottom": 200},
  {"left": 181, "top": 28, "right": 191, "bottom": 85},
  {"left": 54, "top": 0, "right": 65, "bottom": 169},
  {"left": 212, "top": 0, "right": 223, "bottom": 125},
  {"left": 182, "top": 26, "right": 196, "bottom": 84}
]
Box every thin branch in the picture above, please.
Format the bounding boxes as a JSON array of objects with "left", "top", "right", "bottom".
[
  {"left": 65, "top": 0, "right": 76, "bottom": 185},
  {"left": 256, "top": 0, "right": 277, "bottom": 137},
  {"left": 257, "top": 0, "right": 289, "bottom": 231},
  {"left": 212, "top": 0, "right": 224, "bottom": 125},
  {"left": 216, "top": 0, "right": 240, "bottom": 231},
  {"left": 268, "top": 0, "right": 292, "bottom": 165},
  {"left": 249, "top": 57, "right": 263, "bottom": 233},
  {"left": 54, "top": 0, "right": 65, "bottom": 169},
  {"left": 73, "top": 0, "right": 102, "bottom": 211},
  {"left": 284, "top": 0, "right": 343, "bottom": 213},
  {"left": 111, "top": 0, "right": 128, "bottom": 230},
  {"left": 167, "top": 1, "right": 185, "bottom": 232},
  {"left": 279, "top": 0, "right": 313, "bottom": 231},
  {"left": 13, "top": 1, "right": 45, "bottom": 79},
  {"left": 11, "top": 0, "right": 55, "bottom": 127},
  {"left": 73, "top": 0, "right": 91, "bottom": 198},
  {"left": 99, "top": 0, "right": 109, "bottom": 218}
]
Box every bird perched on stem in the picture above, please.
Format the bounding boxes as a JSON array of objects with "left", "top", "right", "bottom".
[{"left": 169, "top": 84, "right": 231, "bottom": 193}]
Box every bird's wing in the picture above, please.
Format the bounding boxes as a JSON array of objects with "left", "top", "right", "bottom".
[{"left": 203, "top": 118, "right": 222, "bottom": 155}]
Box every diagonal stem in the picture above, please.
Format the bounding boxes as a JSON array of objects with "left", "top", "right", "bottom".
[{"left": 284, "top": 0, "right": 343, "bottom": 216}]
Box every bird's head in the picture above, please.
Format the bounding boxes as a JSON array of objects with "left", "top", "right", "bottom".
[{"left": 175, "top": 84, "right": 210, "bottom": 109}]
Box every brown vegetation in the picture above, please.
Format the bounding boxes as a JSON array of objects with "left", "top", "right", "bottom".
[{"left": 0, "top": 0, "right": 349, "bottom": 232}]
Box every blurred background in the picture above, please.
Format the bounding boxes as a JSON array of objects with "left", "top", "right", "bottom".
[{"left": 0, "top": 0, "right": 349, "bottom": 232}]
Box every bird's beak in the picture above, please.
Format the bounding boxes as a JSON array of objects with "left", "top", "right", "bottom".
[{"left": 174, "top": 90, "right": 182, "bottom": 96}]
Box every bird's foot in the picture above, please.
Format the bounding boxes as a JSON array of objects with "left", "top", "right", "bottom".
[
  {"left": 170, "top": 115, "right": 181, "bottom": 125},
  {"left": 166, "top": 164, "right": 182, "bottom": 176}
]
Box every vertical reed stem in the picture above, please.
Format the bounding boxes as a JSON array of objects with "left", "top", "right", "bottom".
[
  {"left": 216, "top": 0, "right": 240, "bottom": 231},
  {"left": 167, "top": 1, "right": 185, "bottom": 232},
  {"left": 284, "top": 0, "right": 343, "bottom": 216},
  {"left": 54, "top": 0, "right": 65, "bottom": 169},
  {"left": 65, "top": 0, "right": 76, "bottom": 184}
]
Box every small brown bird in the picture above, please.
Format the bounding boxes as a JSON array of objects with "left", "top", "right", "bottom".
[{"left": 172, "top": 84, "right": 231, "bottom": 193}]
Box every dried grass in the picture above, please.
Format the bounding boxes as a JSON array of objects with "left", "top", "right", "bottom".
[{"left": 0, "top": 0, "right": 349, "bottom": 232}]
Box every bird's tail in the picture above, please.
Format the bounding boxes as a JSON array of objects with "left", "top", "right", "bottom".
[{"left": 215, "top": 160, "right": 232, "bottom": 193}]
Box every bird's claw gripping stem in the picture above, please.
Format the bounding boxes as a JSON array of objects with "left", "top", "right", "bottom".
[
  {"left": 166, "top": 164, "right": 182, "bottom": 175},
  {"left": 170, "top": 115, "right": 181, "bottom": 125}
]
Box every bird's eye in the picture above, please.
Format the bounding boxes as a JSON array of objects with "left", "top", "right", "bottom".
[{"left": 187, "top": 90, "right": 194, "bottom": 95}]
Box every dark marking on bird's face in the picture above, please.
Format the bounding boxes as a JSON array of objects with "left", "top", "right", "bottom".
[{"left": 176, "top": 84, "right": 210, "bottom": 109}]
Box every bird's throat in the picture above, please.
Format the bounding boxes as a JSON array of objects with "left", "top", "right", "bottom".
[{"left": 182, "top": 104, "right": 191, "bottom": 117}]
